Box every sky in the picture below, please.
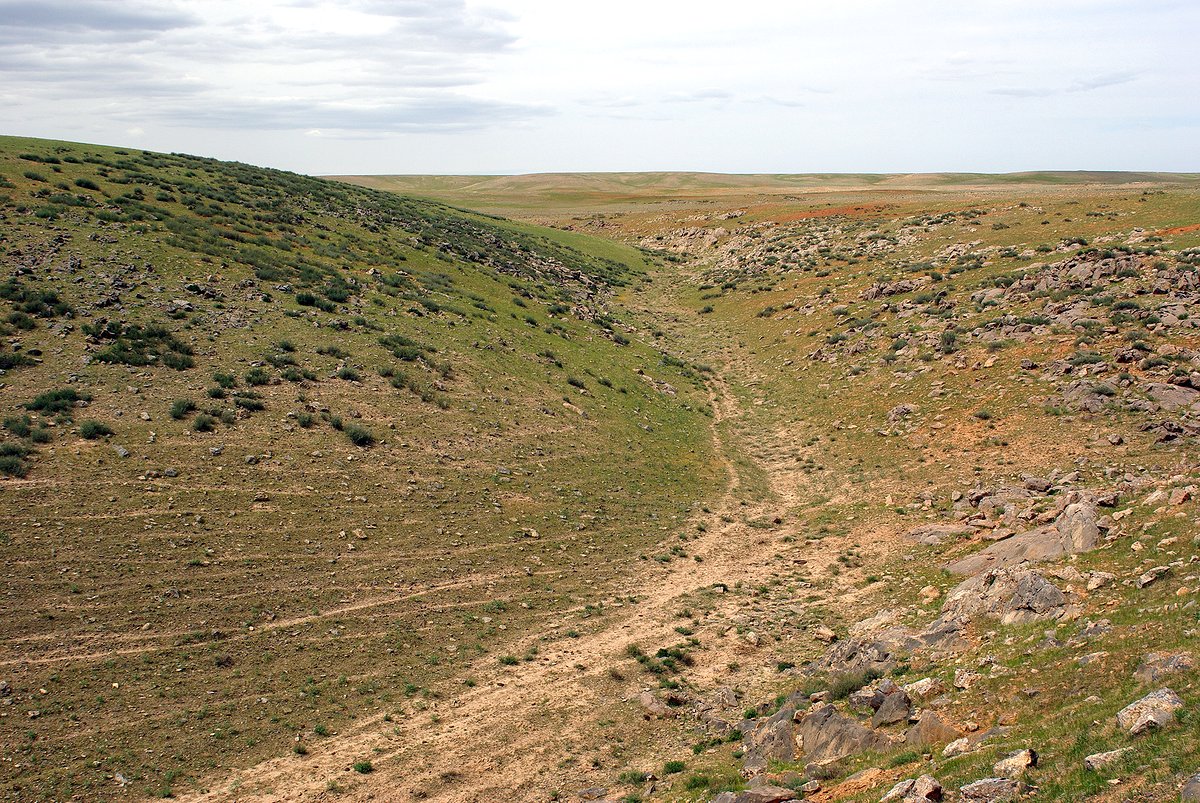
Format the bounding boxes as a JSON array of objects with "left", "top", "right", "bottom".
[{"left": 2, "top": 0, "right": 1197, "bottom": 175}]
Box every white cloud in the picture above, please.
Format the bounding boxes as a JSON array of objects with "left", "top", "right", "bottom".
[{"left": 2, "top": 0, "right": 1197, "bottom": 173}]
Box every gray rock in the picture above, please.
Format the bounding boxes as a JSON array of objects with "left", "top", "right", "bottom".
[
  {"left": 872, "top": 690, "right": 912, "bottom": 728},
  {"left": 741, "top": 705, "right": 797, "bottom": 773},
  {"left": 1116, "top": 687, "right": 1183, "bottom": 735},
  {"left": 1057, "top": 501, "right": 1101, "bottom": 553},
  {"left": 796, "top": 704, "right": 896, "bottom": 764},
  {"left": 904, "top": 523, "right": 975, "bottom": 546},
  {"left": 943, "top": 526, "right": 1064, "bottom": 575},
  {"left": 577, "top": 788, "right": 607, "bottom": 801},
  {"left": 1181, "top": 771, "right": 1200, "bottom": 802},
  {"left": 940, "top": 568, "right": 1066, "bottom": 625},
  {"left": 958, "top": 777, "right": 1026, "bottom": 801},
  {"left": 1083, "top": 747, "right": 1131, "bottom": 771},
  {"left": 993, "top": 749, "right": 1037, "bottom": 778},
  {"left": 880, "top": 774, "right": 943, "bottom": 802},
  {"left": 1137, "top": 566, "right": 1170, "bottom": 588},
  {"left": 905, "top": 710, "right": 960, "bottom": 748},
  {"left": 1134, "top": 652, "right": 1194, "bottom": 683},
  {"left": 712, "top": 786, "right": 799, "bottom": 803},
  {"left": 1146, "top": 382, "right": 1200, "bottom": 411}
]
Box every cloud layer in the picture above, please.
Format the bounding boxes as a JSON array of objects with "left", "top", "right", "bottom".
[{"left": 3, "top": 1, "right": 1197, "bottom": 173}]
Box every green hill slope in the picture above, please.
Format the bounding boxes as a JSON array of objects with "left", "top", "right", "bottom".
[{"left": 0, "top": 136, "right": 719, "bottom": 800}]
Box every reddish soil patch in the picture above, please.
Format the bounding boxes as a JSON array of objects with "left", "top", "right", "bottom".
[{"left": 1160, "top": 223, "right": 1200, "bottom": 235}]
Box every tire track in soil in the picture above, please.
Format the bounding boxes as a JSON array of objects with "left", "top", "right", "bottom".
[{"left": 178, "top": 371, "right": 867, "bottom": 803}]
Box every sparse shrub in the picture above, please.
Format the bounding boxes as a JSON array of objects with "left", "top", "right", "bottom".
[
  {"left": 26, "top": 388, "right": 89, "bottom": 417},
  {"left": 344, "top": 424, "right": 375, "bottom": 447},
  {"left": 169, "top": 399, "right": 195, "bottom": 420},
  {"left": 245, "top": 367, "right": 271, "bottom": 386},
  {"left": 79, "top": 420, "right": 113, "bottom": 439},
  {"left": 352, "top": 760, "right": 373, "bottom": 774},
  {"left": 663, "top": 760, "right": 686, "bottom": 774},
  {"left": 3, "top": 415, "right": 32, "bottom": 438},
  {"left": 192, "top": 414, "right": 216, "bottom": 432},
  {"left": 336, "top": 366, "right": 361, "bottom": 382}
]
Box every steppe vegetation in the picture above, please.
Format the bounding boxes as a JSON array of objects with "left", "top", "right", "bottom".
[{"left": 3, "top": 137, "right": 1200, "bottom": 802}]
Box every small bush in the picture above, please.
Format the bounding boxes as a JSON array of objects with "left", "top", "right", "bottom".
[
  {"left": 663, "top": 760, "right": 686, "bottom": 774},
  {"left": 352, "top": 760, "right": 373, "bottom": 774},
  {"left": 26, "top": 388, "right": 89, "bottom": 416},
  {"left": 336, "top": 366, "right": 361, "bottom": 382},
  {"left": 192, "top": 414, "right": 217, "bottom": 432},
  {"left": 3, "top": 415, "right": 32, "bottom": 438},
  {"left": 169, "top": 399, "right": 195, "bottom": 420},
  {"left": 79, "top": 420, "right": 114, "bottom": 439},
  {"left": 344, "top": 424, "right": 375, "bottom": 447},
  {"left": 245, "top": 367, "right": 271, "bottom": 386}
]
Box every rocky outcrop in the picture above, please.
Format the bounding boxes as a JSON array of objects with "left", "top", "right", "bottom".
[
  {"left": 1116, "top": 687, "right": 1183, "bottom": 735},
  {"left": 741, "top": 706, "right": 798, "bottom": 773},
  {"left": 939, "top": 568, "right": 1066, "bottom": 625},
  {"left": 795, "top": 704, "right": 896, "bottom": 764}
]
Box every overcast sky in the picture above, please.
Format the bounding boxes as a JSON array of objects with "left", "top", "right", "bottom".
[{"left": 3, "top": 0, "right": 1197, "bottom": 175}]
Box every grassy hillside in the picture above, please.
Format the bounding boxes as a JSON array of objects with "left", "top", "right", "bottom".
[
  {"left": 0, "top": 136, "right": 721, "bottom": 800},
  {"left": 361, "top": 173, "right": 1200, "bottom": 802}
]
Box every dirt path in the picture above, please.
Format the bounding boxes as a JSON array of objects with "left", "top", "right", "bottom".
[{"left": 175, "top": 360, "right": 865, "bottom": 802}]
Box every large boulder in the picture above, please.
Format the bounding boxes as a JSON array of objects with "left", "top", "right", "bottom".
[
  {"left": 742, "top": 706, "right": 798, "bottom": 774},
  {"left": 871, "top": 690, "right": 912, "bottom": 728},
  {"left": 943, "top": 527, "right": 1063, "bottom": 575},
  {"left": 940, "top": 568, "right": 1066, "bottom": 625},
  {"left": 1134, "top": 652, "right": 1194, "bottom": 684},
  {"left": 796, "top": 704, "right": 896, "bottom": 764},
  {"left": 880, "top": 774, "right": 943, "bottom": 802},
  {"left": 1116, "top": 687, "right": 1183, "bottom": 735},
  {"left": 1056, "top": 500, "right": 1101, "bottom": 553}
]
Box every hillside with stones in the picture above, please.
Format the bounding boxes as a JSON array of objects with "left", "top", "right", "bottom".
[{"left": 2, "top": 137, "right": 1200, "bottom": 803}]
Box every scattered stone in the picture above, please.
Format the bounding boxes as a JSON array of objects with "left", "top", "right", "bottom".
[
  {"left": 880, "top": 774, "right": 943, "bottom": 802},
  {"left": 1116, "top": 687, "right": 1183, "bottom": 735},
  {"left": 1138, "top": 566, "right": 1170, "bottom": 588},
  {"left": 919, "top": 585, "right": 941, "bottom": 604},
  {"left": 113, "top": 445, "right": 130, "bottom": 458},
  {"left": 1134, "top": 652, "right": 1195, "bottom": 683},
  {"left": 958, "top": 778, "right": 1026, "bottom": 802},
  {"left": 993, "top": 749, "right": 1037, "bottom": 778},
  {"left": 1083, "top": 748, "right": 1132, "bottom": 771},
  {"left": 1086, "top": 571, "right": 1115, "bottom": 591},
  {"left": 637, "top": 691, "right": 676, "bottom": 719},
  {"left": 577, "top": 788, "right": 607, "bottom": 801}
]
